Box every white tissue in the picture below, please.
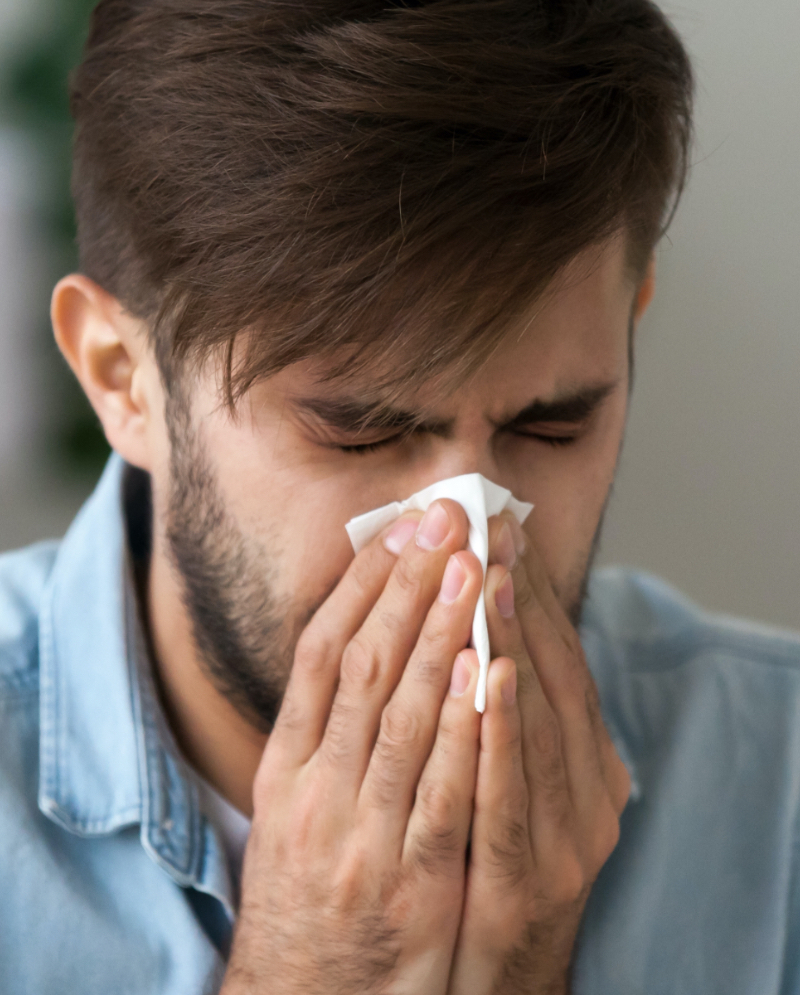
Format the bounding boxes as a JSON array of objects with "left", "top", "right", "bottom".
[{"left": 345, "top": 473, "right": 533, "bottom": 712}]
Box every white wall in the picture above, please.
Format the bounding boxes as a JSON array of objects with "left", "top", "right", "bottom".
[{"left": 599, "top": 0, "right": 800, "bottom": 631}]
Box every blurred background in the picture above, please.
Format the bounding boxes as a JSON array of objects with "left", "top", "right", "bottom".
[{"left": 0, "top": 0, "right": 797, "bottom": 631}]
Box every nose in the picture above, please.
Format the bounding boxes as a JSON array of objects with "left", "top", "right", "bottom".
[{"left": 420, "top": 433, "right": 501, "bottom": 485}]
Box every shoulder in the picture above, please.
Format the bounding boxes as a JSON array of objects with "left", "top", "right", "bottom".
[
  {"left": 583, "top": 566, "right": 800, "bottom": 676},
  {"left": 0, "top": 540, "right": 60, "bottom": 693}
]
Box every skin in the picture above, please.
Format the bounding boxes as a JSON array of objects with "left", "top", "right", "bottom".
[{"left": 52, "top": 235, "right": 654, "bottom": 993}]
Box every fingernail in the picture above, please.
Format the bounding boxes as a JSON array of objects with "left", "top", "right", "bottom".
[
  {"left": 384, "top": 517, "right": 418, "bottom": 555},
  {"left": 501, "top": 667, "right": 517, "bottom": 705},
  {"left": 495, "top": 574, "right": 515, "bottom": 618},
  {"left": 439, "top": 555, "right": 466, "bottom": 604},
  {"left": 416, "top": 502, "right": 451, "bottom": 551},
  {"left": 493, "top": 522, "right": 517, "bottom": 570},
  {"left": 450, "top": 654, "right": 471, "bottom": 697}
]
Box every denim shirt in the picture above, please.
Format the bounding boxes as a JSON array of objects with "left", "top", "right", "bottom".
[{"left": 1, "top": 454, "right": 799, "bottom": 994}]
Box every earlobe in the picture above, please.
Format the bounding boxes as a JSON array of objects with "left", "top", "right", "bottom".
[{"left": 51, "top": 274, "right": 156, "bottom": 471}]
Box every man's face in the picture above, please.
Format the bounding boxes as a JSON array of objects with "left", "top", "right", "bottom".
[{"left": 158, "top": 239, "right": 639, "bottom": 730}]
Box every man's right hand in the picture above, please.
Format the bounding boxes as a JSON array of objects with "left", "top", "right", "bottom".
[{"left": 221, "top": 500, "right": 485, "bottom": 995}]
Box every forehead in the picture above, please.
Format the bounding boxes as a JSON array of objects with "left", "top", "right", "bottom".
[
  {"left": 232, "top": 236, "right": 636, "bottom": 426},
  {"left": 305, "top": 237, "right": 634, "bottom": 406}
]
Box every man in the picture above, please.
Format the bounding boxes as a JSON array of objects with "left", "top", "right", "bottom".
[{"left": 1, "top": 0, "right": 799, "bottom": 992}]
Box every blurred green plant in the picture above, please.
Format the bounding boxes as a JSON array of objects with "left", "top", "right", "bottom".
[{"left": 1, "top": 0, "right": 110, "bottom": 478}]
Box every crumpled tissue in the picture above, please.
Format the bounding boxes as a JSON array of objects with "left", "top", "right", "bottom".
[{"left": 345, "top": 473, "right": 533, "bottom": 712}]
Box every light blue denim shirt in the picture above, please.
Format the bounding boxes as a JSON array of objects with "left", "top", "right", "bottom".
[{"left": 2, "top": 453, "right": 799, "bottom": 994}]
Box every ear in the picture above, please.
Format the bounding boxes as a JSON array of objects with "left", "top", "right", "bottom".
[
  {"left": 633, "top": 254, "right": 656, "bottom": 327},
  {"left": 51, "top": 274, "right": 163, "bottom": 472}
]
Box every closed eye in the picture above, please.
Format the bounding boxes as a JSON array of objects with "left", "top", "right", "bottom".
[
  {"left": 333, "top": 427, "right": 419, "bottom": 454},
  {"left": 514, "top": 432, "right": 578, "bottom": 447},
  {"left": 337, "top": 437, "right": 403, "bottom": 455},
  {"left": 336, "top": 427, "right": 582, "bottom": 455}
]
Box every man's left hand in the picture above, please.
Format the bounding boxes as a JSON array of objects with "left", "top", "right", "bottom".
[{"left": 447, "top": 514, "right": 631, "bottom": 995}]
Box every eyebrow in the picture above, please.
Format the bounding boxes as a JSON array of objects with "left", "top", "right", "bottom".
[
  {"left": 498, "top": 382, "right": 618, "bottom": 431},
  {"left": 291, "top": 381, "right": 618, "bottom": 439},
  {"left": 291, "top": 396, "right": 446, "bottom": 436}
]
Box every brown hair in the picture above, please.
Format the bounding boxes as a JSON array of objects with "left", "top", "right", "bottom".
[{"left": 70, "top": 0, "right": 693, "bottom": 409}]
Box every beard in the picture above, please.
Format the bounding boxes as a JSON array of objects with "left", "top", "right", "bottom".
[
  {"left": 163, "top": 401, "right": 608, "bottom": 734},
  {"left": 164, "top": 402, "right": 320, "bottom": 734}
]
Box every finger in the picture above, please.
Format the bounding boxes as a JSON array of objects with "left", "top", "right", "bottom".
[
  {"left": 488, "top": 511, "right": 574, "bottom": 650},
  {"left": 359, "top": 549, "right": 484, "bottom": 852},
  {"left": 485, "top": 562, "right": 613, "bottom": 834},
  {"left": 469, "top": 655, "right": 533, "bottom": 893},
  {"left": 402, "top": 650, "right": 482, "bottom": 879},
  {"left": 318, "top": 499, "right": 470, "bottom": 785},
  {"left": 497, "top": 524, "right": 631, "bottom": 815},
  {"left": 269, "top": 513, "right": 421, "bottom": 768},
  {"left": 488, "top": 512, "right": 612, "bottom": 769}
]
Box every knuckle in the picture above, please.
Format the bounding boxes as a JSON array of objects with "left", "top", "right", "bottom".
[
  {"left": 590, "top": 805, "right": 622, "bottom": 869},
  {"left": 340, "top": 638, "right": 383, "bottom": 691},
  {"left": 566, "top": 630, "right": 584, "bottom": 657},
  {"left": 293, "top": 626, "right": 331, "bottom": 680},
  {"left": 544, "top": 848, "right": 586, "bottom": 906},
  {"left": 488, "top": 816, "right": 530, "bottom": 885},
  {"left": 391, "top": 553, "right": 426, "bottom": 602},
  {"left": 532, "top": 758, "right": 566, "bottom": 806},
  {"left": 252, "top": 759, "right": 280, "bottom": 812},
  {"left": 366, "top": 706, "right": 421, "bottom": 806},
  {"left": 584, "top": 673, "right": 603, "bottom": 718},
  {"left": 556, "top": 661, "right": 588, "bottom": 718},
  {"left": 321, "top": 699, "right": 360, "bottom": 766},
  {"left": 377, "top": 606, "right": 408, "bottom": 640},
  {"left": 434, "top": 698, "right": 463, "bottom": 745},
  {"left": 378, "top": 703, "right": 422, "bottom": 754},
  {"left": 347, "top": 554, "right": 376, "bottom": 602},
  {"left": 611, "top": 759, "right": 633, "bottom": 813},
  {"left": 515, "top": 662, "right": 538, "bottom": 700},
  {"left": 412, "top": 826, "right": 461, "bottom": 876},
  {"left": 498, "top": 716, "right": 524, "bottom": 756},
  {"left": 274, "top": 692, "right": 304, "bottom": 737},
  {"left": 368, "top": 755, "right": 407, "bottom": 808},
  {"left": 288, "top": 788, "right": 324, "bottom": 851},
  {"left": 530, "top": 714, "right": 563, "bottom": 778},
  {"left": 416, "top": 779, "right": 459, "bottom": 838},
  {"left": 330, "top": 848, "right": 371, "bottom": 912},
  {"left": 411, "top": 653, "right": 449, "bottom": 688},
  {"left": 513, "top": 573, "right": 536, "bottom": 613},
  {"left": 419, "top": 607, "right": 452, "bottom": 650}
]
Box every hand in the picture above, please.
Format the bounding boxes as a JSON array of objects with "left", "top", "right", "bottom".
[
  {"left": 221, "top": 500, "right": 486, "bottom": 995},
  {"left": 448, "top": 514, "right": 631, "bottom": 995}
]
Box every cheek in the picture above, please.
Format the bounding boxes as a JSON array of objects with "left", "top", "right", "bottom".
[
  {"left": 202, "top": 422, "right": 364, "bottom": 606},
  {"left": 522, "top": 467, "right": 603, "bottom": 589},
  {"left": 519, "top": 419, "right": 624, "bottom": 588},
  {"left": 272, "top": 493, "right": 361, "bottom": 608}
]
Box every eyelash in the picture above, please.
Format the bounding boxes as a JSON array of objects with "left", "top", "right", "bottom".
[{"left": 337, "top": 431, "right": 579, "bottom": 455}]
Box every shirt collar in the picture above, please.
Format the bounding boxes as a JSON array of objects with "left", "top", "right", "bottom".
[{"left": 37, "top": 453, "right": 234, "bottom": 912}]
